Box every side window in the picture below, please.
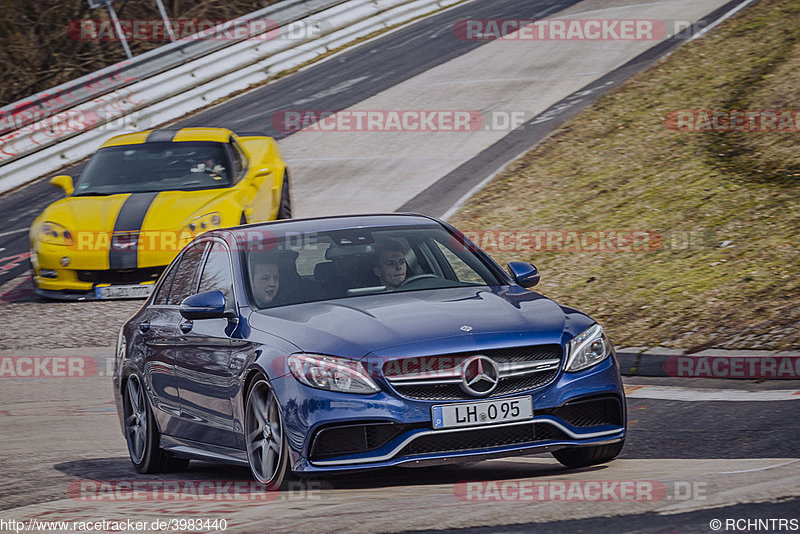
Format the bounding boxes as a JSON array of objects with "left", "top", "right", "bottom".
[
  {"left": 153, "top": 263, "right": 179, "bottom": 305},
  {"left": 229, "top": 140, "right": 247, "bottom": 178},
  {"left": 167, "top": 241, "right": 208, "bottom": 305},
  {"left": 197, "top": 241, "right": 234, "bottom": 304}
]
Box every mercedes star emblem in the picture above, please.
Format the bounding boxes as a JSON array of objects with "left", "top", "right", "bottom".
[{"left": 460, "top": 355, "right": 499, "bottom": 396}]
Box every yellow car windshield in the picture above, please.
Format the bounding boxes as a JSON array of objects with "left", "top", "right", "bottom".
[{"left": 74, "top": 141, "right": 233, "bottom": 195}]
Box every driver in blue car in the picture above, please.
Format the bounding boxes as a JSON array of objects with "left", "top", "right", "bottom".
[{"left": 372, "top": 240, "right": 407, "bottom": 290}]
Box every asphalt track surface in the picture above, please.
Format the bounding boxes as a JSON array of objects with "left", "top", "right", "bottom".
[{"left": 1, "top": 368, "right": 798, "bottom": 531}]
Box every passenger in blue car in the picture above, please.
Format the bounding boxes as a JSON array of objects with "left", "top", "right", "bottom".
[
  {"left": 252, "top": 260, "right": 280, "bottom": 304},
  {"left": 373, "top": 239, "right": 407, "bottom": 290}
]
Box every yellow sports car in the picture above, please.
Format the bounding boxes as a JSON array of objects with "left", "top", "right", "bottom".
[{"left": 29, "top": 127, "right": 290, "bottom": 300}]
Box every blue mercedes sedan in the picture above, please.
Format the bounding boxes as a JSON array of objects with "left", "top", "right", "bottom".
[{"left": 113, "top": 214, "right": 626, "bottom": 488}]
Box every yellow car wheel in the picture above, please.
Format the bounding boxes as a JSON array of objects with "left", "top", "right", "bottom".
[{"left": 277, "top": 173, "right": 291, "bottom": 220}]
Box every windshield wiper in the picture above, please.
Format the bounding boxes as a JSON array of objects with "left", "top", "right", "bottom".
[{"left": 74, "top": 192, "right": 112, "bottom": 196}]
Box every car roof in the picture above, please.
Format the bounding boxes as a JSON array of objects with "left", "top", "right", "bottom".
[
  {"left": 100, "top": 127, "right": 235, "bottom": 147},
  {"left": 218, "top": 213, "right": 443, "bottom": 242}
]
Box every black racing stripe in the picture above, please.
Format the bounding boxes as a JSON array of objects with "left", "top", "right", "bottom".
[
  {"left": 109, "top": 192, "right": 159, "bottom": 270},
  {"left": 145, "top": 129, "right": 180, "bottom": 143}
]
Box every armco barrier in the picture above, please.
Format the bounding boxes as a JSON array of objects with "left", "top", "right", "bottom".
[
  {"left": 0, "top": 0, "right": 465, "bottom": 194},
  {"left": 0, "top": 0, "right": 346, "bottom": 137}
]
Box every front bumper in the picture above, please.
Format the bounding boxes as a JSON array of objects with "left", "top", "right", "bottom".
[
  {"left": 30, "top": 241, "right": 169, "bottom": 298},
  {"left": 33, "top": 276, "right": 160, "bottom": 301},
  {"left": 272, "top": 351, "right": 626, "bottom": 474}
]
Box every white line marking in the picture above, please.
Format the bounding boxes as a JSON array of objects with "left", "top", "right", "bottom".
[
  {"left": 288, "top": 156, "right": 461, "bottom": 162},
  {"left": 720, "top": 459, "right": 800, "bottom": 474},
  {"left": 0, "top": 228, "right": 27, "bottom": 238},
  {"left": 426, "top": 72, "right": 604, "bottom": 86},
  {"left": 291, "top": 76, "right": 370, "bottom": 106},
  {"left": 689, "top": 0, "right": 759, "bottom": 41},
  {"left": 626, "top": 385, "right": 800, "bottom": 402}
]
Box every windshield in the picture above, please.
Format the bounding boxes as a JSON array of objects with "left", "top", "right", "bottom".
[
  {"left": 244, "top": 224, "right": 504, "bottom": 310},
  {"left": 74, "top": 141, "right": 233, "bottom": 195}
]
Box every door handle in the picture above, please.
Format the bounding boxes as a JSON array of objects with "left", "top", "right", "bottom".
[
  {"left": 139, "top": 321, "right": 151, "bottom": 333},
  {"left": 179, "top": 320, "right": 193, "bottom": 333}
]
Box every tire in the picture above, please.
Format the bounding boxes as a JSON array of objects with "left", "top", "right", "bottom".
[
  {"left": 123, "top": 373, "right": 189, "bottom": 473},
  {"left": 276, "top": 173, "right": 291, "bottom": 220},
  {"left": 244, "top": 376, "right": 291, "bottom": 489},
  {"left": 552, "top": 441, "right": 624, "bottom": 469}
]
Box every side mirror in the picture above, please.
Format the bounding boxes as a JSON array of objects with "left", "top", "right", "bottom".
[
  {"left": 180, "top": 290, "right": 235, "bottom": 320},
  {"left": 508, "top": 261, "right": 540, "bottom": 288},
  {"left": 50, "top": 175, "right": 74, "bottom": 196}
]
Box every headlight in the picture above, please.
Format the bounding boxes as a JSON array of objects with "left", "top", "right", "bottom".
[
  {"left": 183, "top": 212, "right": 223, "bottom": 235},
  {"left": 39, "top": 221, "right": 74, "bottom": 246},
  {"left": 288, "top": 353, "right": 380, "bottom": 394},
  {"left": 564, "top": 324, "right": 611, "bottom": 372}
]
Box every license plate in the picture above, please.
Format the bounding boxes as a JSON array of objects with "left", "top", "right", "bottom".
[
  {"left": 94, "top": 284, "right": 154, "bottom": 300},
  {"left": 431, "top": 396, "right": 533, "bottom": 430}
]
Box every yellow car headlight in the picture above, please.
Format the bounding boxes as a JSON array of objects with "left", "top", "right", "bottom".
[{"left": 39, "top": 222, "right": 74, "bottom": 246}]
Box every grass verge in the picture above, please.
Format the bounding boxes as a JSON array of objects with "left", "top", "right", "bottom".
[{"left": 451, "top": 0, "right": 800, "bottom": 351}]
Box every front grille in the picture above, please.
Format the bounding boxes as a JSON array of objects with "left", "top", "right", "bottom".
[
  {"left": 309, "top": 422, "right": 424, "bottom": 461},
  {"left": 543, "top": 396, "right": 623, "bottom": 428},
  {"left": 76, "top": 267, "right": 165, "bottom": 285},
  {"left": 386, "top": 345, "right": 562, "bottom": 401},
  {"left": 398, "top": 422, "right": 570, "bottom": 456},
  {"left": 394, "top": 373, "right": 557, "bottom": 401}
]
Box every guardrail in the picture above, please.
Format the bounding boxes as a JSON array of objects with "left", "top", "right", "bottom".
[
  {"left": 0, "top": 0, "right": 347, "bottom": 137},
  {"left": 0, "top": 0, "right": 464, "bottom": 194}
]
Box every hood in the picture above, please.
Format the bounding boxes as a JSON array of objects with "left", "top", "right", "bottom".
[
  {"left": 140, "top": 189, "right": 234, "bottom": 230},
  {"left": 39, "top": 194, "right": 129, "bottom": 232},
  {"left": 39, "top": 188, "right": 234, "bottom": 233},
  {"left": 248, "top": 286, "right": 591, "bottom": 358}
]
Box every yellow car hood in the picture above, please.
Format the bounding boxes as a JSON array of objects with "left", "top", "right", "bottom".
[
  {"left": 42, "top": 188, "right": 235, "bottom": 233},
  {"left": 41, "top": 194, "right": 129, "bottom": 232},
  {"left": 140, "top": 189, "right": 235, "bottom": 231},
  {"left": 36, "top": 188, "right": 239, "bottom": 270}
]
